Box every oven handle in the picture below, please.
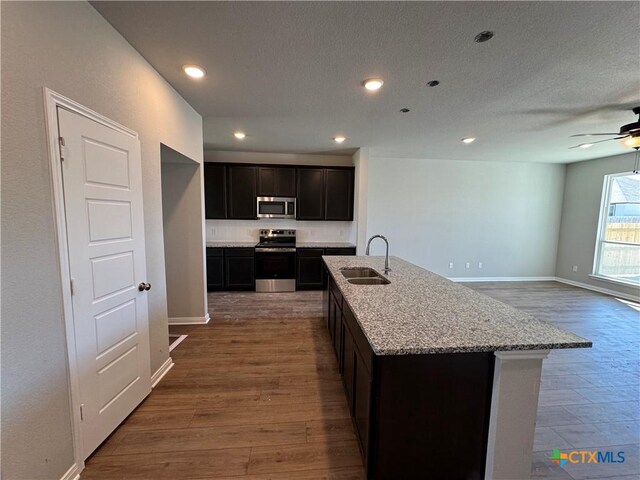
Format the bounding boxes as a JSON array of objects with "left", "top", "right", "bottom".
[{"left": 255, "top": 248, "right": 297, "bottom": 253}]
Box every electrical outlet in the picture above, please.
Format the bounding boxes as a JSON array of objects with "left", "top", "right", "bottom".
[
  {"left": 572, "top": 265, "right": 578, "bottom": 272},
  {"left": 478, "top": 262, "right": 483, "bottom": 269},
  {"left": 465, "top": 262, "right": 470, "bottom": 269},
  {"left": 448, "top": 262, "right": 454, "bottom": 269}
]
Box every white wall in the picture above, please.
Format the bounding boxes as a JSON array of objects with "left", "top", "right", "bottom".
[
  {"left": 364, "top": 156, "right": 566, "bottom": 278},
  {"left": 161, "top": 146, "right": 208, "bottom": 320},
  {"left": 353, "top": 147, "right": 370, "bottom": 253},
  {"left": 204, "top": 150, "right": 353, "bottom": 166},
  {"left": 555, "top": 152, "right": 639, "bottom": 298},
  {"left": 207, "top": 219, "right": 354, "bottom": 243},
  {"left": 1, "top": 2, "right": 203, "bottom": 478},
  {"left": 205, "top": 150, "right": 356, "bottom": 243}
]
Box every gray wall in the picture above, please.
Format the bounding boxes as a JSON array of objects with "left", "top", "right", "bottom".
[
  {"left": 365, "top": 156, "right": 566, "bottom": 278},
  {"left": 161, "top": 148, "right": 207, "bottom": 320},
  {"left": 1, "top": 2, "right": 203, "bottom": 478},
  {"left": 555, "top": 152, "right": 639, "bottom": 298}
]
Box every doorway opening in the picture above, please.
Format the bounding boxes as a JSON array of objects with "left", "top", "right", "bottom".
[{"left": 160, "top": 144, "right": 209, "bottom": 346}]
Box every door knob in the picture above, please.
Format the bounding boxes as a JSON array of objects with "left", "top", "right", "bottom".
[{"left": 138, "top": 282, "right": 151, "bottom": 292}]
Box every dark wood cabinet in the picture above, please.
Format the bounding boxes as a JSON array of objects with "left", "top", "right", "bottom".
[
  {"left": 353, "top": 347, "right": 372, "bottom": 461},
  {"left": 296, "top": 168, "right": 325, "bottom": 220},
  {"left": 342, "top": 319, "right": 355, "bottom": 413},
  {"left": 297, "top": 247, "right": 355, "bottom": 290},
  {"left": 204, "top": 163, "right": 354, "bottom": 221},
  {"left": 296, "top": 248, "right": 325, "bottom": 289},
  {"left": 227, "top": 166, "right": 257, "bottom": 219},
  {"left": 324, "top": 273, "right": 495, "bottom": 479},
  {"left": 204, "top": 164, "right": 227, "bottom": 219},
  {"left": 224, "top": 249, "right": 255, "bottom": 290},
  {"left": 325, "top": 168, "right": 354, "bottom": 221},
  {"left": 257, "top": 167, "right": 296, "bottom": 197},
  {"left": 206, "top": 248, "right": 224, "bottom": 291},
  {"left": 325, "top": 247, "right": 357, "bottom": 256}
]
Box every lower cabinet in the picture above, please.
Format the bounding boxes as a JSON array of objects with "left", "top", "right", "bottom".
[
  {"left": 206, "top": 247, "right": 254, "bottom": 291},
  {"left": 206, "top": 248, "right": 224, "bottom": 291},
  {"left": 326, "top": 274, "right": 373, "bottom": 470},
  {"left": 297, "top": 247, "right": 356, "bottom": 290},
  {"left": 297, "top": 249, "right": 325, "bottom": 289},
  {"left": 324, "top": 273, "right": 495, "bottom": 479},
  {"left": 225, "top": 248, "right": 255, "bottom": 290}
]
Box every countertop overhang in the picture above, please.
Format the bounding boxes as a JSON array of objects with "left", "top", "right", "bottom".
[{"left": 323, "top": 255, "right": 592, "bottom": 355}]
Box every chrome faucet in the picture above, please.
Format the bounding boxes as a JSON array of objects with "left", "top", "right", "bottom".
[{"left": 365, "top": 235, "right": 391, "bottom": 274}]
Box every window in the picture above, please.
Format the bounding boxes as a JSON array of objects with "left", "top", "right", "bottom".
[{"left": 593, "top": 172, "right": 640, "bottom": 286}]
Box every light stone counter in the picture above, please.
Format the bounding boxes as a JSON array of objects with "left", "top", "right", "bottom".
[{"left": 323, "top": 255, "right": 591, "bottom": 355}]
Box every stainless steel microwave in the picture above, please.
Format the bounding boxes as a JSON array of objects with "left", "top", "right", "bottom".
[{"left": 256, "top": 197, "right": 296, "bottom": 219}]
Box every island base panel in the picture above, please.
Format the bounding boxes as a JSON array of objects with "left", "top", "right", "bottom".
[{"left": 372, "top": 352, "right": 495, "bottom": 480}]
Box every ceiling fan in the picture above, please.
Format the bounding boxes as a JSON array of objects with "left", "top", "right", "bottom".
[{"left": 569, "top": 106, "right": 640, "bottom": 149}]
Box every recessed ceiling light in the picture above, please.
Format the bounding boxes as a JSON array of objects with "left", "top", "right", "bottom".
[
  {"left": 183, "top": 64, "right": 206, "bottom": 78},
  {"left": 426, "top": 80, "right": 440, "bottom": 87},
  {"left": 234, "top": 131, "right": 246, "bottom": 140},
  {"left": 474, "top": 31, "right": 494, "bottom": 43},
  {"left": 334, "top": 136, "right": 346, "bottom": 144},
  {"left": 579, "top": 143, "right": 594, "bottom": 149},
  {"left": 363, "top": 78, "right": 384, "bottom": 91},
  {"left": 461, "top": 137, "right": 476, "bottom": 144}
]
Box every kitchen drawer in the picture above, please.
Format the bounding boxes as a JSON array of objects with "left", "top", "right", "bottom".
[
  {"left": 206, "top": 247, "right": 224, "bottom": 257},
  {"left": 296, "top": 248, "right": 325, "bottom": 257},
  {"left": 342, "top": 301, "right": 373, "bottom": 374},
  {"left": 325, "top": 247, "right": 356, "bottom": 256},
  {"left": 224, "top": 247, "right": 254, "bottom": 257}
]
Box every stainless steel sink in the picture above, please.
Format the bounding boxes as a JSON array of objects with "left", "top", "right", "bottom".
[
  {"left": 340, "top": 267, "right": 381, "bottom": 278},
  {"left": 347, "top": 277, "right": 391, "bottom": 285}
]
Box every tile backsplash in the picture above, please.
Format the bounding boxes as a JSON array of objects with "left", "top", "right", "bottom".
[{"left": 206, "top": 219, "right": 355, "bottom": 243}]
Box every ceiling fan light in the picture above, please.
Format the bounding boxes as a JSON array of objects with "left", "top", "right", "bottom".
[{"left": 622, "top": 136, "right": 640, "bottom": 148}]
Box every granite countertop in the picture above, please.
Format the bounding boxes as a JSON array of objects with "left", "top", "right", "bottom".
[
  {"left": 206, "top": 241, "right": 257, "bottom": 248},
  {"left": 323, "top": 255, "right": 592, "bottom": 356},
  {"left": 297, "top": 242, "right": 356, "bottom": 249}
]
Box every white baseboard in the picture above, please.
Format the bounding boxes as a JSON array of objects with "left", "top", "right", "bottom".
[
  {"left": 168, "top": 313, "right": 210, "bottom": 325},
  {"left": 554, "top": 277, "right": 640, "bottom": 303},
  {"left": 60, "top": 463, "right": 81, "bottom": 480},
  {"left": 151, "top": 357, "right": 174, "bottom": 388},
  {"left": 449, "top": 276, "right": 556, "bottom": 283}
]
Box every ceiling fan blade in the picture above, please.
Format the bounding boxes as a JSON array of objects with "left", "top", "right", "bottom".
[
  {"left": 568, "top": 136, "right": 628, "bottom": 149},
  {"left": 570, "top": 133, "right": 622, "bottom": 137}
]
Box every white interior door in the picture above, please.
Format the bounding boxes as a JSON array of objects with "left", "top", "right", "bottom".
[{"left": 58, "top": 107, "right": 151, "bottom": 459}]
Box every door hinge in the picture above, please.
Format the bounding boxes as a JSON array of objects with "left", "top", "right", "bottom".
[
  {"left": 70, "top": 279, "right": 75, "bottom": 296},
  {"left": 80, "top": 403, "right": 84, "bottom": 421},
  {"left": 58, "top": 136, "right": 66, "bottom": 161}
]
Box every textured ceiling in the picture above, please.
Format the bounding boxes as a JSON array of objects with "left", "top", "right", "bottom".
[{"left": 92, "top": 1, "right": 639, "bottom": 163}]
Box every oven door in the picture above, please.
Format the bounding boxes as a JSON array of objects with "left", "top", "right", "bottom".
[
  {"left": 255, "top": 248, "right": 297, "bottom": 292},
  {"left": 257, "top": 197, "right": 296, "bottom": 219}
]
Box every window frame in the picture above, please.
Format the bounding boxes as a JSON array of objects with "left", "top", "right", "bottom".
[{"left": 591, "top": 171, "right": 640, "bottom": 287}]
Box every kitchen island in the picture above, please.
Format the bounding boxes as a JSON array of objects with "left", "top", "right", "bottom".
[{"left": 322, "top": 255, "right": 591, "bottom": 480}]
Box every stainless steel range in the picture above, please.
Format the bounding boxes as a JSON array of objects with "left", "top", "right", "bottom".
[{"left": 255, "top": 229, "right": 296, "bottom": 292}]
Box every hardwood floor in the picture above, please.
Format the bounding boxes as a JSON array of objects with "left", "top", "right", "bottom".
[
  {"left": 82, "top": 283, "right": 639, "bottom": 479},
  {"left": 83, "top": 291, "right": 365, "bottom": 479},
  {"left": 470, "top": 282, "right": 639, "bottom": 480}
]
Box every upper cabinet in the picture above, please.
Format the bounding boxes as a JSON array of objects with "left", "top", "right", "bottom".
[
  {"left": 257, "top": 167, "right": 296, "bottom": 197},
  {"left": 204, "top": 162, "right": 354, "bottom": 221},
  {"left": 204, "top": 164, "right": 227, "bottom": 219},
  {"left": 297, "top": 167, "right": 354, "bottom": 221},
  {"left": 296, "top": 168, "right": 326, "bottom": 220},
  {"left": 227, "top": 165, "right": 257, "bottom": 219},
  {"left": 325, "top": 168, "right": 354, "bottom": 221}
]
